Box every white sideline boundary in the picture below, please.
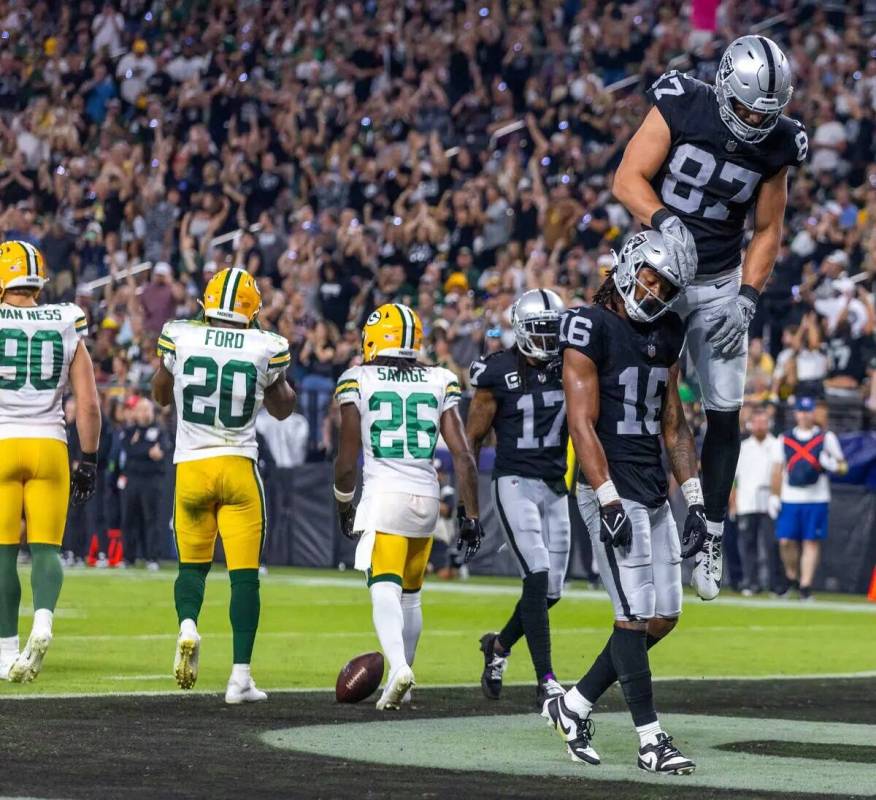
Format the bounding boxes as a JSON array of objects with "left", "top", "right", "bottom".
[
  {"left": 1, "top": 672, "right": 875, "bottom": 701},
  {"left": 58, "top": 570, "right": 876, "bottom": 614}
]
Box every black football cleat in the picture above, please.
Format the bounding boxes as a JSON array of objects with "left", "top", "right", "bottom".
[
  {"left": 637, "top": 732, "right": 696, "bottom": 775},
  {"left": 478, "top": 633, "right": 508, "bottom": 700},
  {"left": 535, "top": 674, "right": 565, "bottom": 709},
  {"left": 541, "top": 695, "right": 600, "bottom": 765}
]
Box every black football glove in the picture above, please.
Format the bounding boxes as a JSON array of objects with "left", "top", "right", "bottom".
[
  {"left": 456, "top": 505, "right": 483, "bottom": 563},
  {"left": 680, "top": 503, "right": 708, "bottom": 558},
  {"left": 337, "top": 503, "right": 359, "bottom": 541},
  {"left": 599, "top": 502, "right": 632, "bottom": 549},
  {"left": 70, "top": 452, "right": 98, "bottom": 506}
]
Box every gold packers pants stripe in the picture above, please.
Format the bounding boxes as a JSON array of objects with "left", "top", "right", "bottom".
[
  {"left": 368, "top": 532, "right": 432, "bottom": 592},
  {"left": 174, "top": 456, "right": 266, "bottom": 570},
  {"left": 0, "top": 438, "right": 70, "bottom": 546}
]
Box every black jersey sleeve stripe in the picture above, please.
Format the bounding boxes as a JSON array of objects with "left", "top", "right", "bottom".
[
  {"left": 492, "top": 478, "right": 532, "bottom": 576},
  {"left": 603, "top": 538, "right": 633, "bottom": 619},
  {"left": 757, "top": 36, "right": 776, "bottom": 94}
]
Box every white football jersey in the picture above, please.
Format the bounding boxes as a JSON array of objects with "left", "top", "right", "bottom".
[
  {"left": 0, "top": 302, "right": 87, "bottom": 442},
  {"left": 335, "top": 363, "right": 462, "bottom": 498},
  {"left": 158, "top": 320, "right": 290, "bottom": 464}
]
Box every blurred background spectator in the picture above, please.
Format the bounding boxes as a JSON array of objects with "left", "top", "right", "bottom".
[{"left": 3, "top": 0, "right": 876, "bottom": 577}]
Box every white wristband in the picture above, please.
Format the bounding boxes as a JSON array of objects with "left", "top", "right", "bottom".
[
  {"left": 681, "top": 478, "right": 704, "bottom": 508},
  {"left": 333, "top": 485, "right": 355, "bottom": 504},
  {"left": 595, "top": 480, "right": 620, "bottom": 507}
]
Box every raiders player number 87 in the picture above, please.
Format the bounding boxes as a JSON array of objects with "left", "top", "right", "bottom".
[
  {"left": 542, "top": 231, "right": 706, "bottom": 775},
  {"left": 613, "top": 35, "right": 806, "bottom": 601}
]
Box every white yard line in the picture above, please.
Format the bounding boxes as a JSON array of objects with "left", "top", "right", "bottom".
[{"left": 2, "top": 671, "right": 875, "bottom": 701}]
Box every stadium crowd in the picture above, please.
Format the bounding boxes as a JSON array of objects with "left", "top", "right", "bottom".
[{"left": 2, "top": 1, "right": 876, "bottom": 568}]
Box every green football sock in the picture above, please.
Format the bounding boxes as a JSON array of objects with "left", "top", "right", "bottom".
[
  {"left": 229, "top": 569, "right": 260, "bottom": 664},
  {"left": 29, "top": 544, "right": 63, "bottom": 613},
  {"left": 174, "top": 562, "right": 211, "bottom": 624},
  {"left": 0, "top": 544, "right": 21, "bottom": 637}
]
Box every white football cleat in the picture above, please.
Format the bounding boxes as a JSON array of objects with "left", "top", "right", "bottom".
[
  {"left": 8, "top": 630, "right": 52, "bottom": 683},
  {"left": 542, "top": 695, "right": 601, "bottom": 765},
  {"left": 638, "top": 732, "right": 695, "bottom": 774},
  {"left": 174, "top": 631, "right": 201, "bottom": 690},
  {"left": 376, "top": 665, "right": 415, "bottom": 711},
  {"left": 691, "top": 533, "right": 723, "bottom": 600},
  {"left": 0, "top": 648, "right": 19, "bottom": 681},
  {"left": 225, "top": 676, "right": 268, "bottom": 704},
  {"left": 401, "top": 687, "right": 413, "bottom": 705}
]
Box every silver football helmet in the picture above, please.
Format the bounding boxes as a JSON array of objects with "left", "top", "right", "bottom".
[
  {"left": 716, "top": 35, "right": 793, "bottom": 144},
  {"left": 613, "top": 231, "right": 683, "bottom": 323},
  {"left": 511, "top": 288, "right": 565, "bottom": 361}
]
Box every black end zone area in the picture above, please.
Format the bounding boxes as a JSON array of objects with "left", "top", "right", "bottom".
[{"left": 0, "top": 679, "right": 872, "bottom": 800}]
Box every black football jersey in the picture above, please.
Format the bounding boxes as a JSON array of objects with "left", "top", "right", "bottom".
[
  {"left": 470, "top": 347, "right": 568, "bottom": 484},
  {"left": 560, "top": 304, "right": 685, "bottom": 507},
  {"left": 646, "top": 71, "right": 807, "bottom": 276}
]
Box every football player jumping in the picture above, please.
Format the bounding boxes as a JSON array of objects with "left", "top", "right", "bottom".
[
  {"left": 333, "top": 304, "right": 482, "bottom": 710},
  {"left": 466, "top": 289, "right": 570, "bottom": 705},
  {"left": 0, "top": 241, "right": 101, "bottom": 683},
  {"left": 153, "top": 268, "right": 297, "bottom": 703},
  {"left": 543, "top": 232, "right": 705, "bottom": 774},
  {"left": 613, "top": 35, "right": 806, "bottom": 599}
]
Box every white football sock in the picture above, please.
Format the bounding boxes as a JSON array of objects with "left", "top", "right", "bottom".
[
  {"left": 563, "top": 686, "right": 593, "bottom": 717},
  {"left": 706, "top": 520, "right": 724, "bottom": 539},
  {"left": 0, "top": 635, "right": 19, "bottom": 657},
  {"left": 231, "top": 663, "right": 251, "bottom": 684},
  {"left": 370, "top": 581, "right": 407, "bottom": 676},
  {"left": 32, "top": 608, "right": 53, "bottom": 635},
  {"left": 180, "top": 618, "right": 198, "bottom": 638},
  {"left": 400, "top": 590, "right": 422, "bottom": 667},
  {"left": 636, "top": 719, "right": 664, "bottom": 747}
]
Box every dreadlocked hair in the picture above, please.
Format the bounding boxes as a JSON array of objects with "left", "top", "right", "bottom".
[
  {"left": 515, "top": 346, "right": 531, "bottom": 392},
  {"left": 593, "top": 269, "right": 619, "bottom": 308},
  {"left": 371, "top": 355, "right": 419, "bottom": 373}
]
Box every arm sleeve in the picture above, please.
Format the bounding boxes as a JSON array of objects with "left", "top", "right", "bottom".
[
  {"left": 334, "top": 367, "right": 361, "bottom": 408},
  {"left": 771, "top": 436, "right": 786, "bottom": 466},
  {"left": 824, "top": 431, "right": 845, "bottom": 461},
  {"left": 265, "top": 335, "right": 291, "bottom": 386},
  {"left": 442, "top": 369, "right": 462, "bottom": 413},
  {"left": 72, "top": 304, "right": 88, "bottom": 338},
  {"left": 559, "top": 307, "right": 604, "bottom": 367},
  {"left": 157, "top": 322, "right": 177, "bottom": 366},
  {"left": 469, "top": 356, "right": 496, "bottom": 389},
  {"left": 787, "top": 120, "right": 808, "bottom": 169},
  {"left": 644, "top": 71, "right": 694, "bottom": 136}
]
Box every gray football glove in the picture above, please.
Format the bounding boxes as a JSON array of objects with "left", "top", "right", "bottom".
[
  {"left": 658, "top": 215, "right": 698, "bottom": 286},
  {"left": 706, "top": 291, "right": 757, "bottom": 358}
]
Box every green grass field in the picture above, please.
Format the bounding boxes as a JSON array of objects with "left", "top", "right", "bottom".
[{"left": 1, "top": 565, "right": 873, "bottom": 696}]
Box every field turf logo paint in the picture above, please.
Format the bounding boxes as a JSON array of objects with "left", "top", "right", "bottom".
[{"left": 263, "top": 713, "right": 876, "bottom": 798}]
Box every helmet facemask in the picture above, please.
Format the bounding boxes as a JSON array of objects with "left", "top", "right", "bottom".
[
  {"left": 511, "top": 289, "right": 566, "bottom": 362},
  {"left": 515, "top": 314, "right": 561, "bottom": 361},
  {"left": 613, "top": 234, "right": 682, "bottom": 324},
  {"left": 716, "top": 37, "right": 793, "bottom": 144}
]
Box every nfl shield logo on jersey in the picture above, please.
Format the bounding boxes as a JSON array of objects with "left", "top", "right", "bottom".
[
  {"left": 647, "top": 343, "right": 657, "bottom": 358},
  {"left": 724, "top": 138, "right": 738, "bottom": 152}
]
